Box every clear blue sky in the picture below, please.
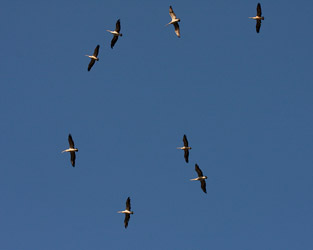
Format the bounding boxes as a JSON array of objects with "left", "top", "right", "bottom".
[{"left": 1, "top": 0, "right": 313, "bottom": 249}]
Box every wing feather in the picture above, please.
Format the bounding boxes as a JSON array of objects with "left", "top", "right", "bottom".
[
  {"left": 169, "top": 6, "right": 176, "bottom": 20},
  {"left": 124, "top": 214, "right": 130, "bottom": 228},
  {"left": 257, "top": 3, "right": 262, "bottom": 17},
  {"left": 111, "top": 36, "right": 118, "bottom": 49},
  {"left": 115, "top": 19, "right": 121, "bottom": 33},
  {"left": 68, "top": 134, "right": 74, "bottom": 148},
  {"left": 183, "top": 134, "right": 188, "bottom": 147},
  {"left": 184, "top": 150, "right": 189, "bottom": 163},
  {"left": 126, "top": 197, "right": 131, "bottom": 210},
  {"left": 195, "top": 164, "right": 203, "bottom": 177},
  {"left": 93, "top": 45, "right": 100, "bottom": 57},
  {"left": 88, "top": 59, "right": 95, "bottom": 71},
  {"left": 174, "top": 22, "right": 180, "bottom": 37},
  {"left": 256, "top": 20, "right": 261, "bottom": 33},
  {"left": 70, "top": 152, "right": 76, "bottom": 167},
  {"left": 200, "top": 180, "right": 207, "bottom": 193}
]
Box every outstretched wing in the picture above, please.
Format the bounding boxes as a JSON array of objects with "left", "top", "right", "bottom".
[
  {"left": 256, "top": 20, "right": 261, "bottom": 33},
  {"left": 115, "top": 19, "right": 121, "bottom": 33},
  {"left": 195, "top": 164, "right": 203, "bottom": 177},
  {"left": 70, "top": 152, "right": 76, "bottom": 167},
  {"left": 124, "top": 214, "right": 130, "bottom": 228},
  {"left": 68, "top": 134, "right": 75, "bottom": 148},
  {"left": 200, "top": 180, "right": 207, "bottom": 193},
  {"left": 126, "top": 197, "right": 131, "bottom": 210},
  {"left": 183, "top": 134, "right": 189, "bottom": 147},
  {"left": 93, "top": 45, "right": 100, "bottom": 57},
  {"left": 184, "top": 149, "right": 189, "bottom": 163},
  {"left": 256, "top": 3, "right": 262, "bottom": 17},
  {"left": 88, "top": 59, "right": 95, "bottom": 71},
  {"left": 169, "top": 6, "right": 177, "bottom": 20},
  {"left": 111, "top": 36, "right": 119, "bottom": 49},
  {"left": 174, "top": 22, "right": 180, "bottom": 38}
]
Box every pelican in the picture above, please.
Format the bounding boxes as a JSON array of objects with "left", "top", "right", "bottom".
[
  {"left": 166, "top": 6, "right": 181, "bottom": 38},
  {"left": 106, "top": 19, "right": 123, "bottom": 49},
  {"left": 62, "top": 134, "right": 78, "bottom": 167},
  {"left": 177, "top": 134, "right": 191, "bottom": 163},
  {"left": 85, "top": 45, "right": 100, "bottom": 71},
  {"left": 249, "top": 3, "right": 264, "bottom": 33},
  {"left": 117, "top": 197, "right": 134, "bottom": 228},
  {"left": 190, "top": 164, "right": 207, "bottom": 194}
]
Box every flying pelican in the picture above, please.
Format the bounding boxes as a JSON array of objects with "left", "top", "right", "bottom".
[
  {"left": 190, "top": 164, "right": 207, "bottom": 194},
  {"left": 62, "top": 134, "right": 78, "bottom": 167},
  {"left": 177, "top": 134, "right": 191, "bottom": 163},
  {"left": 106, "top": 19, "right": 123, "bottom": 49},
  {"left": 249, "top": 3, "right": 264, "bottom": 33},
  {"left": 117, "top": 197, "right": 134, "bottom": 228},
  {"left": 166, "top": 6, "right": 181, "bottom": 38},
  {"left": 85, "top": 45, "right": 100, "bottom": 71}
]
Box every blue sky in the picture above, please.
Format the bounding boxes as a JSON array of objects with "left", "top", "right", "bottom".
[{"left": 1, "top": 0, "right": 313, "bottom": 249}]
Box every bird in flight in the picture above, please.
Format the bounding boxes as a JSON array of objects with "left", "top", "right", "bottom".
[
  {"left": 177, "top": 134, "right": 191, "bottom": 163},
  {"left": 249, "top": 3, "right": 264, "bottom": 33},
  {"left": 106, "top": 19, "right": 123, "bottom": 49},
  {"left": 85, "top": 45, "right": 100, "bottom": 71},
  {"left": 190, "top": 164, "right": 207, "bottom": 194},
  {"left": 166, "top": 6, "right": 181, "bottom": 38},
  {"left": 117, "top": 197, "right": 134, "bottom": 228},
  {"left": 62, "top": 134, "right": 78, "bottom": 167}
]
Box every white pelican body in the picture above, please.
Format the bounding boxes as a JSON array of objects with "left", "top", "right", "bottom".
[
  {"left": 106, "top": 30, "right": 122, "bottom": 36},
  {"left": 117, "top": 210, "right": 134, "bottom": 215},
  {"left": 190, "top": 176, "right": 207, "bottom": 181},
  {"left": 248, "top": 16, "right": 264, "bottom": 20},
  {"left": 177, "top": 146, "right": 191, "bottom": 150},
  {"left": 85, "top": 55, "right": 99, "bottom": 61},
  {"left": 62, "top": 148, "right": 78, "bottom": 153}
]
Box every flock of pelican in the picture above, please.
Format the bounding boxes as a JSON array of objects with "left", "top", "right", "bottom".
[
  {"left": 85, "top": 3, "right": 264, "bottom": 71},
  {"left": 63, "top": 3, "right": 265, "bottom": 228}
]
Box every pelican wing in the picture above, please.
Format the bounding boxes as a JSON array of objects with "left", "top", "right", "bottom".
[
  {"left": 173, "top": 22, "right": 180, "bottom": 38},
  {"left": 70, "top": 152, "right": 76, "bottom": 167},
  {"left": 88, "top": 59, "right": 96, "bottom": 71},
  {"left": 184, "top": 149, "right": 189, "bottom": 163},
  {"left": 111, "top": 35, "right": 119, "bottom": 49},
  {"left": 195, "top": 164, "right": 203, "bottom": 177},
  {"left": 183, "top": 134, "right": 189, "bottom": 147},
  {"left": 169, "top": 6, "right": 177, "bottom": 20},
  {"left": 115, "top": 19, "right": 121, "bottom": 33},
  {"left": 200, "top": 180, "right": 207, "bottom": 193},
  {"left": 124, "top": 214, "right": 130, "bottom": 228},
  {"left": 93, "top": 45, "right": 100, "bottom": 57},
  {"left": 256, "top": 20, "right": 261, "bottom": 33},
  {"left": 256, "top": 3, "right": 262, "bottom": 17},
  {"left": 68, "top": 134, "right": 75, "bottom": 148},
  {"left": 126, "top": 197, "right": 131, "bottom": 210}
]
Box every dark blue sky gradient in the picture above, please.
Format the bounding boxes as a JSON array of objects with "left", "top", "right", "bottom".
[{"left": 1, "top": 1, "right": 313, "bottom": 249}]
